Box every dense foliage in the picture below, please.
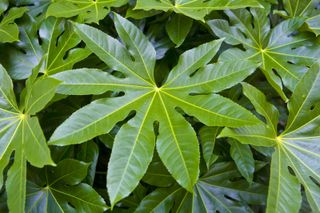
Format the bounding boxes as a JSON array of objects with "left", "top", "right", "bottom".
[{"left": 0, "top": 0, "right": 319, "bottom": 212}]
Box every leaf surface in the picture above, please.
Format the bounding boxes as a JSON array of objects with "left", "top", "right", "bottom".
[
  {"left": 46, "top": 0, "right": 128, "bottom": 23},
  {"left": 219, "top": 64, "right": 320, "bottom": 212},
  {"left": 0, "top": 65, "right": 55, "bottom": 212},
  {"left": 209, "top": 8, "right": 320, "bottom": 100},
  {"left": 49, "top": 14, "right": 259, "bottom": 206}
]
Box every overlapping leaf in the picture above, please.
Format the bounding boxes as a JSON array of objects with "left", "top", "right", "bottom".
[
  {"left": 208, "top": 6, "right": 320, "bottom": 100},
  {"left": 0, "top": 17, "right": 90, "bottom": 79},
  {"left": 135, "top": 0, "right": 262, "bottom": 21},
  {"left": 49, "top": 14, "right": 259, "bottom": 206},
  {"left": 219, "top": 64, "right": 320, "bottom": 212},
  {"left": 47, "top": 0, "right": 129, "bottom": 23},
  {"left": 0, "top": 65, "right": 59, "bottom": 212},
  {"left": 0, "top": 7, "right": 27, "bottom": 43},
  {"left": 135, "top": 162, "right": 267, "bottom": 213},
  {"left": 280, "top": 0, "right": 320, "bottom": 35},
  {"left": 26, "top": 159, "right": 107, "bottom": 212}
]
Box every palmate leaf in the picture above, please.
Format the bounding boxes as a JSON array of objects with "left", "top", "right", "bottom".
[
  {"left": 49, "top": 14, "right": 260, "bottom": 206},
  {"left": 134, "top": 0, "right": 262, "bottom": 21},
  {"left": 0, "top": 65, "right": 59, "bottom": 212},
  {"left": 46, "top": 0, "right": 128, "bottom": 23},
  {"left": 26, "top": 159, "right": 108, "bottom": 212},
  {"left": 208, "top": 6, "right": 320, "bottom": 100},
  {"left": 281, "top": 0, "right": 320, "bottom": 36},
  {"left": 135, "top": 162, "right": 267, "bottom": 213},
  {"left": 219, "top": 64, "right": 320, "bottom": 212},
  {"left": 0, "top": 17, "right": 90, "bottom": 79}
]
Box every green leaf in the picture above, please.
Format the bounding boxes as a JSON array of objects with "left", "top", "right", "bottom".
[
  {"left": 166, "top": 13, "right": 193, "bottom": 47},
  {"left": 46, "top": 0, "right": 128, "bottom": 23},
  {"left": 0, "top": 17, "right": 90, "bottom": 79},
  {"left": 219, "top": 64, "right": 320, "bottom": 211},
  {"left": 42, "top": 18, "right": 91, "bottom": 75},
  {"left": 49, "top": 15, "right": 259, "bottom": 206},
  {"left": 209, "top": 8, "right": 320, "bottom": 100},
  {"left": 282, "top": 0, "right": 320, "bottom": 35},
  {"left": 199, "top": 126, "right": 219, "bottom": 169},
  {"left": 135, "top": 0, "right": 262, "bottom": 21},
  {"left": 174, "top": 162, "right": 267, "bottom": 212},
  {"left": 135, "top": 186, "right": 181, "bottom": 213},
  {"left": 0, "top": 65, "right": 55, "bottom": 212},
  {"left": 113, "top": 13, "right": 156, "bottom": 84},
  {"left": 76, "top": 142, "right": 99, "bottom": 185},
  {"left": 142, "top": 154, "right": 175, "bottom": 187},
  {"left": 107, "top": 98, "right": 156, "bottom": 206},
  {"left": 26, "top": 159, "right": 108, "bottom": 212},
  {"left": 0, "top": 7, "right": 28, "bottom": 43},
  {"left": 24, "top": 77, "right": 60, "bottom": 115},
  {"left": 219, "top": 83, "right": 279, "bottom": 147},
  {"left": 229, "top": 139, "right": 255, "bottom": 183},
  {"left": 266, "top": 147, "right": 301, "bottom": 213}
]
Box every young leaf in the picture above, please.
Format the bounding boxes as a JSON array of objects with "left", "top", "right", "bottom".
[
  {"left": 208, "top": 7, "right": 320, "bottom": 100},
  {"left": 0, "top": 7, "right": 28, "bottom": 43},
  {"left": 49, "top": 14, "right": 259, "bottom": 206},
  {"left": 26, "top": 159, "right": 108, "bottom": 212}
]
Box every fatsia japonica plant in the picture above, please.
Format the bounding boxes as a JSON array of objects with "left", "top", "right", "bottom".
[{"left": 0, "top": 0, "right": 319, "bottom": 212}]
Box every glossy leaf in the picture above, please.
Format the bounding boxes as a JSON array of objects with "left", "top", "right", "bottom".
[
  {"left": 136, "top": 162, "right": 267, "bottom": 213},
  {"left": 0, "top": 65, "right": 55, "bottom": 212},
  {"left": 49, "top": 14, "right": 259, "bottom": 207},
  {"left": 209, "top": 7, "right": 320, "bottom": 100},
  {"left": 24, "top": 77, "right": 60, "bottom": 115},
  {"left": 219, "top": 64, "right": 320, "bottom": 212},
  {"left": 26, "top": 159, "right": 108, "bottom": 212},
  {"left": 229, "top": 139, "right": 255, "bottom": 183},
  {"left": 174, "top": 162, "right": 267, "bottom": 212},
  {"left": 166, "top": 13, "right": 193, "bottom": 47}
]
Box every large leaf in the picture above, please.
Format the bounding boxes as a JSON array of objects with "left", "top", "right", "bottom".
[
  {"left": 0, "top": 7, "right": 27, "bottom": 43},
  {"left": 135, "top": 162, "right": 267, "bottom": 213},
  {"left": 26, "top": 159, "right": 108, "bottom": 212},
  {"left": 0, "top": 65, "right": 56, "bottom": 212},
  {"left": 49, "top": 14, "right": 259, "bottom": 206},
  {"left": 46, "top": 0, "right": 128, "bottom": 23},
  {"left": 208, "top": 6, "right": 320, "bottom": 100},
  {"left": 219, "top": 64, "right": 320, "bottom": 212},
  {"left": 134, "top": 0, "right": 262, "bottom": 21}
]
